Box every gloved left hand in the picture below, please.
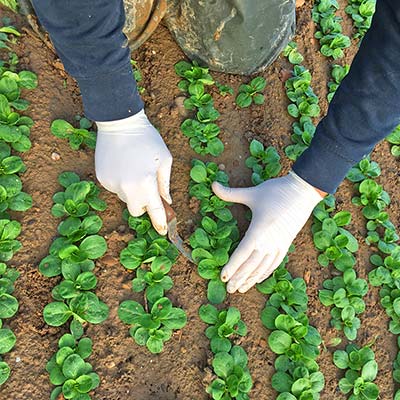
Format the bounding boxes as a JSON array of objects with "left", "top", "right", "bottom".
[
  {"left": 95, "top": 110, "right": 173, "bottom": 235},
  {"left": 212, "top": 171, "right": 324, "bottom": 294}
]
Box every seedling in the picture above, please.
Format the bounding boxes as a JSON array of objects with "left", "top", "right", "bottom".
[
  {"left": 199, "top": 305, "right": 247, "bottom": 353},
  {"left": 120, "top": 214, "right": 178, "bottom": 271},
  {"left": 285, "top": 66, "right": 320, "bottom": 118},
  {"left": 351, "top": 179, "right": 390, "bottom": 220},
  {"left": 312, "top": 211, "right": 358, "bottom": 270},
  {"left": 346, "top": 157, "right": 381, "bottom": 182},
  {"left": 313, "top": 0, "right": 351, "bottom": 59},
  {"left": 51, "top": 118, "right": 96, "bottom": 150},
  {"left": 327, "top": 64, "right": 349, "bottom": 102},
  {"left": 319, "top": 269, "right": 367, "bottom": 340},
  {"left": 216, "top": 82, "right": 233, "bottom": 96},
  {"left": 118, "top": 297, "right": 187, "bottom": 354},
  {"left": 245, "top": 139, "right": 281, "bottom": 185},
  {"left": 236, "top": 76, "right": 266, "bottom": 108},
  {"left": 130, "top": 59, "right": 144, "bottom": 94},
  {"left": 183, "top": 81, "right": 213, "bottom": 110},
  {"left": 175, "top": 60, "right": 214, "bottom": 93},
  {"left": 118, "top": 212, "right": 186, "bottom": 353},
  {"left": 207, "top": 346, "right": 253, "bottom": 399},
  {"left": 345, "top": 0, "right": 376, "bottom": 39},
  {"left": 387, "top": 124, "right": 400, "bottom": 157},
  {"left": 283, "top": 41, "right": 304, "bottom": 65},
  {"left": 0, "top": 25, "right": 19, "bottom": 50},
  {"left": 46, "top": 333, "right": 100, "bottom": 400},
  {"left": 181, "top": 118, "right": 224, "bottom": 156},
  {"left": 285, "top": 116, "right": 316, "bottom": 161},
  {"left": 131, "top": 256, "right": 174, "bottom": 303},
  {"left": 333, "top": 344, "right": 379, "bottom": 399}
]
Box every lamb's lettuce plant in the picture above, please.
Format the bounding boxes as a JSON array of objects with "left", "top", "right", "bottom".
[
  {"left": 312, "top": 0, "right": 351, "bottom": 59},
  {"left": 345, "top": 0, "right": 376, "bottom": 39},
  {"left": 216, "top": 82, "right": 233, "bottom": 97},
  {"left": 39, "top": 172, "right": 109, "bottom": 398},
  {"left": 118, "top": 212, "right": 186, "bottom": 353},
  {"left": 285, "top": 66, "right": 320, "bottom": 119},
  {"left": 0, "top": 23, "right": 36, "bottom": 386},
  {"left": 245, "top": 139, "right": 281, "bottom": 185},
  {"left": 175, "top": 60, "right": 224, "bottom": 157},
  {"left": 235, "top": 77, "right": 266, "bottom": 108},
  {"left": 46, "top": 332, "right": 100, "bottom": 400},
  {"left": 283, "top": 41, "right": 304, "bottom": 65},
  {"left": 327, "top": 64, "right": 349, "bottom": 102},
  {"left": 206, "top": 346, "right": 253, "bottom": 400},
  {"left": 386, "top": 124, "right": 400, "bottom": 158},
  {"left": 119, "top": 297, "right": 186, "bottom": 354},
  {"left": 333, "top": 344, "right": 379, "bottom": 399},
  {"left": 51, "top": 117, "right": 96, "bottom": 150}
]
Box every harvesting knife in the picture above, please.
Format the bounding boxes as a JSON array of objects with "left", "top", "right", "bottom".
[{"left": 163, "top": 200, "right": 194, "bottom": 263}]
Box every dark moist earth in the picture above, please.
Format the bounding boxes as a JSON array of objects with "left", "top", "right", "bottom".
[{"left": 0, "top": 2, "right": 399, "bottom": 400}]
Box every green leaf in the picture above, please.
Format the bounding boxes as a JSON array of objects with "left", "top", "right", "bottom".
[
  {"left": 207, "top": 279, "right": 226, "bottom": 304},
  {"left": 147, "top": 336, "right": 164, "bottom": 354},
  {"left": 199, "top": 304, "right": 219, "bottom": 324},
  {"left": 333, "top": 350, "right": 349, "bottom": 369},
  {"left": 0, "top": 328, "right": 16, "bottom": 354},
  {"left": 212, "top": 352, "right": 233, "bottom": 379},
  {"left": 236, "top": 92, "right": 252, "bottom": 108},
  {"left": 250, "top": 76, "right": 267, "bottom": 91},
  {"left": 0, "top": 293, "right": 18, "bottom": 318},
  {"left": 43, "top": 302, "right": 71, "bottom": 326},
  {"left": 118, "top": 300, "right": 144, "bottom": 324},
  {"left": 268, "top": 330, "right": 292, "bottom": 354},
  {"left": 163, "top": 307, "right": 187, "bottom": 330},
  {"left": 272, "top": 371, "right": 293, "bottom": 392},
  {"left": 80, "top": 235, "right": 107, "bottom": 259},
  {"left": 190, "top": 164, "right": 207, "bottom": 183},
  {"left": 362, "top": 360, "right": 378, "bottom": 382},
  {"left": 0, "top": 361, "right": 10, "bottom": 385},
  {"left": 51, "top": 119, "right": 75, "bottom": 139},
  {"left": 62, "top": 354, "right": 86, "bottom": 379}
]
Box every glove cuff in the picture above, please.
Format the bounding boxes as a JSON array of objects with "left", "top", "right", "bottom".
[
  {"left": 95, "top": 109, "right": 152, "bottom": 133},
  {"left": 288, "top": 170, "right": 324, "bottom": 205}
]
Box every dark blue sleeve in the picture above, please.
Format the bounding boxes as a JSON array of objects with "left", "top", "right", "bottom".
[
  {"left": 31, "top": 0, "right": 143, "bottom": 121},
  {"left": 293, "top": 0, "right": 400, "bottom": 194}
]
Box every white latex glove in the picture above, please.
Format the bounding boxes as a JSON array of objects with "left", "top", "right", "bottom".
[
  {"left": 95, "top": 110, "right": 172, "bottom": 235},
  {"left": 212, "top": 171, "right": 324, "bottom": 294}
]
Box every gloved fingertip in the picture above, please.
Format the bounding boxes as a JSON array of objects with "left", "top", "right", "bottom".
[
  {"left": 155, "top": 223, "right": 168, "bottom": 236},
  {"left": 226, "top": 282, "right": 237, "bottom": 294},
  {"left": 163, "top": 192, "right": 173, "bottom": 205},
  {"left": 211, "top": 181, "right": 225, "bottom": 196}
]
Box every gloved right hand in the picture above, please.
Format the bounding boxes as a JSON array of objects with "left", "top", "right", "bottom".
[{"left": 95, "top": 109, "right": 173, "bottom": 235}]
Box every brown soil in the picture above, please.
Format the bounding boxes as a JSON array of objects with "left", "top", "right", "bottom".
[{"left": 0, "top": 2, "right": 399, "bottom": 400}]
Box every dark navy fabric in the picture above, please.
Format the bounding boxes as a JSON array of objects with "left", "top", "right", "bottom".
[
  {"left": 293, "top": 0, "right": 400, "bottom": 193},
  {"left": 31, "top": 0, "right": 143, "bottom": 121},
  {"left": 31, "top": 0, "right": 397, "bottom": 193}
]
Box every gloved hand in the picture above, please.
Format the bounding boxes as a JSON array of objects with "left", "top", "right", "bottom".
[
  {"left": 95, "top": 109, "right": 172, "bottom": 236},
  {"left": 212, "top": 171, "right": 324, "bottom": 294}
]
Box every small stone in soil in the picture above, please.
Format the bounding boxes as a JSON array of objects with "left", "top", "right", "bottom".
[{"left": 51, "top": 152, "right": 60, "bottom": 161}]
